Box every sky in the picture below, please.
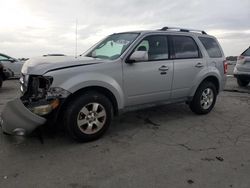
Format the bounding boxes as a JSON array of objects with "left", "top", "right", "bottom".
[{"left": 0, "top": 0, "right": 249, "bottom": 58}]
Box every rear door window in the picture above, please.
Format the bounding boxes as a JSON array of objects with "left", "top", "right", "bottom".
[
  {"left": 171, "top": 36, "right": 200, "bottom": 59},
  {"left": 199, "top": 37, "right": 222, "bottom": 58}
]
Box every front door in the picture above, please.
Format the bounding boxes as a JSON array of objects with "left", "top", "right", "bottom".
[{"left": 123, "top": 35, "right": 173, "bottom": 106}]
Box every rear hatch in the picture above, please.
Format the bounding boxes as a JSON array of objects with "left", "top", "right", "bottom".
[{"left": 236, "top": 47, "right": 250, "bottom": 72}]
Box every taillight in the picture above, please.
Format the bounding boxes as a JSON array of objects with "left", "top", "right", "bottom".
[
  {"left": 237, "top": 55, "right": 245, "bottom": 64},
  {"left": 223, "top": 60, "right": 228, "bottom": 74},
  {"left": 238, "top": 55, "right": 245, "bottom": 60}
]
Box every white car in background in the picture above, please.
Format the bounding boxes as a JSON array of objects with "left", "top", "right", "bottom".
[
  {"left": 234, "top": 47, "right": 250, "bottom": 87},
  {"left": 0, "top": 53, "right": 24, "bottom": 78}
]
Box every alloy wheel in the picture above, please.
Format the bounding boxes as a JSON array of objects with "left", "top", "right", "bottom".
[
  {"left": 77, "top": 103, "right": 107, "bottom": 134},
  {"left": 200, "top": 88, "right": 214, "bottom": 110}
]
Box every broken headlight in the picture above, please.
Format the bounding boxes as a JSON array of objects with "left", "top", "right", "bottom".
[
  {"left": 22, "top": 75, "right": 53, "bottom": 101},
  {"left": 20, "top": 74, "right": 29, "bottom": 93},
  {"left": 47, "top": 87, "right": 71, "bottom": 98}
]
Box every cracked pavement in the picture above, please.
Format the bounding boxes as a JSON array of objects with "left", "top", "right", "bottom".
[{"left": 0, "top": 65, "right": 250, "bottom": 188}]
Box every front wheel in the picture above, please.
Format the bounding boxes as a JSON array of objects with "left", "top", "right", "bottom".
[
  {"left": 237, "top": 78, "right": 249, "bottom": 87},
  {"left": 64, "top": 91, "right": 113, "bottom": 142},
  {"left": 189, "top": 82, "right": 217, "bottom": 115}
]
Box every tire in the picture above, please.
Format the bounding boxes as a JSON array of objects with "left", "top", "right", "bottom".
[
  {"left": 0, "top": 76, "right": 3, "bottom": 88},
  {"left": 64, "top": 91, "right": 113, "bottom": 142},
  {"left": 189, "top": 82, "right": 217, "bottom": 115},
  {"left": 237, "top": 78, "right": 249, "bottom": 87}
]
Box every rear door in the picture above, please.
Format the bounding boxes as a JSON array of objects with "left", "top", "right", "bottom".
[
  {"left": 170, "top": 35, "right": 206, "bottom": 99},
  {"left": 123, "top": 35, "right": 174, "bottom": 106},
  {"left": 238, "top": 47, "right": 250, "bottom": 72}
]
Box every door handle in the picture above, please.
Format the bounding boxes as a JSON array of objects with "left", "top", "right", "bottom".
[
  {"left": 158, "top": 65, "right": 169, "bottom": 71},
  {"left": 195, "top": 62, "right": 204, "bottom": 68}
]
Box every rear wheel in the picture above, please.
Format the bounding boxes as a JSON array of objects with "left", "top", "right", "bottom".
[
  {"left": 189, "top": 82, "right": 217, "bottom": 115},
  {"left": 0, "top": 76, "right": 3, "bottom": 88},
  {"left": 237, "top": 78, "right": 249, "bottom": 87},
  {"left": 64, "top": 91, "right": 113, "bottom": 142}
]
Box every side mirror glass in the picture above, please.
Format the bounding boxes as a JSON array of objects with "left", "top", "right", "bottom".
[{"left": 128, "top": 51, "right": 148, "bottom": 63}]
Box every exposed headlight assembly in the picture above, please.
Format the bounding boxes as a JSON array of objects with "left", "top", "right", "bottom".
[
  {"left": 29, "top": 76, "right": 53, "bottom": 100},
  {"left": 20, "top": 74, "right": 29, "bottom": 93},
  {"left": 21, "top": 75, "right": 54, "bottom": 100},
  {"left": 47, "top": 87, "right": 71, "bottom": 98}
]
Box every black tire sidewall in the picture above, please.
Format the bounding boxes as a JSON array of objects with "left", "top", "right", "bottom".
[
  {"left": 237, "top": 78, "right": 249, "bottom": 87},
  {"left": 65, "top": 92, "right": 113, "bottom": 142},
  {"left": 190, "top": 82, "right": 217, "bottom": 115},
  {"left": 0, "top": 76, "right": 3, "bottom": 88}
]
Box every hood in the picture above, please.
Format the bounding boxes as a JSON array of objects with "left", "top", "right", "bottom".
[{"left": 22, "top": 56, "right": 101, "bottom": 75}]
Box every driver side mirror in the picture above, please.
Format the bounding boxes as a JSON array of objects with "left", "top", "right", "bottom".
[
  {"left": 91, "top": 51, "right": 96, "bottom": 58},
  {"left": 128, "top": 51, "right": 148, "bottom": 63}
]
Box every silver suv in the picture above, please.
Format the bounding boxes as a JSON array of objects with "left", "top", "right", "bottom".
[
  {"left": 234, "top": 46, "right": 250, "bottom": 86},
  {"left": 1, "top": 27, "right": 227, "bottom": 142}
]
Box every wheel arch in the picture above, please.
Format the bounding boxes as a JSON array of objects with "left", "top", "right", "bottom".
[
  {"left": 74, "top": 86, "right": 118, "bottom": 115},
  {"left": 189, "top": 75, "right": 220, "bottom": 100},
  {"left": 201, "top": 76, "right": 219, "bottom": 93},
  {"left": 0, "top": 66, "right": 4, "bottom": 79},
  {"left": 59, "top": 86, "right": 119, "bottom": 121}
]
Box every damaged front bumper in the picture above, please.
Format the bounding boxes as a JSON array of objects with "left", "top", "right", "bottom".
[
  {"left": 0, "top": 98, "right": 47, "bottom": 136},
  {"left": 1, "top": 73, "right": 71, "bottom": 136}
]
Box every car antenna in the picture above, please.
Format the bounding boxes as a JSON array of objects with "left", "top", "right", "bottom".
[{"left": 75, "top": 19, "right": 78, "bottom": 58}]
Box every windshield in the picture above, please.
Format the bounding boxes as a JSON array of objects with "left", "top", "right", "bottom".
[{"left": 86, "top": 33, "right": 139, "bottom": 60}]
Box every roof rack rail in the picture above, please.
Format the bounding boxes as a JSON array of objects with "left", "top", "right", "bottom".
[{"left": 159, "top": 27, "right": 207, "bottom": 35}]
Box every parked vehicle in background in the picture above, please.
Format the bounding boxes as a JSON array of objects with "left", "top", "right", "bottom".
[
  {"left": 18, "top": 58, "right": 29, "bottom": 62},
  {"left": 234, "top": 47, "right": 250, "bottom": 87},
  {"left": 0, "top": 62, "right": 11, "bottom": 88},
  {"left": 1, "top": 27, "right": 227, "bottom": 142},
  {"left": 0, "top": 53, "right": 24, "bottom": 78},
  {"left": 43, "top": 54, "right": 66, "bottom": 57},
  {"left": 0, "top": 62, "right": 4, "bottom": 87}
]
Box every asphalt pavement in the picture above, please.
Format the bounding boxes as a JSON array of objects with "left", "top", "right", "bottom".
[{"left": 0, "top": 64, "right": 250, "bottom": 188}]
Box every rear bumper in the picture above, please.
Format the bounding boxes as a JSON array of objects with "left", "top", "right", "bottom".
[
  {"left": 234, "top": 66, "right": 250, "bottom": 75},
  {"left": 221, "top": 74, "right": 227, "bottom": 92},
  {"left": 0, "top": 98, "right": 46, "bottom": 135},
  {"left": 233, "top": 66, "right": 250, "bottom": 81}
]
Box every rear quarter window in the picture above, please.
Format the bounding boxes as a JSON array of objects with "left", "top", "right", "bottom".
[
  {"left": 242, "top": 48, "right": 250, "bottom": 56},
  {"left": 199, "top": 37, "right": 223, "bottom": 58}
]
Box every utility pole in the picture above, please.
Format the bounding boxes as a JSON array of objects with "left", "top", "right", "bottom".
[{"left": 75, "top": 19, "right": 78, "bottom": 58}]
